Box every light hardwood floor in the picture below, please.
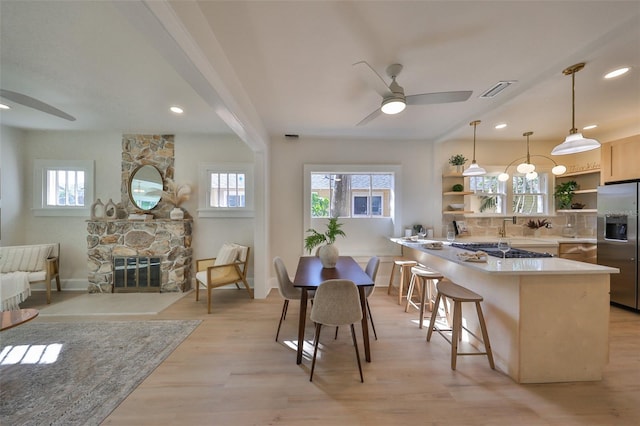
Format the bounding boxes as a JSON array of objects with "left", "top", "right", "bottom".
[{"left": 22, "top": 288, "right": 640, "bottom": 425}]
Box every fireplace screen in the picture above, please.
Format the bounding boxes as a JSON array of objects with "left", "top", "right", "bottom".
[{"left": 113, "top": 256, "right": 161, "bottom": 292}]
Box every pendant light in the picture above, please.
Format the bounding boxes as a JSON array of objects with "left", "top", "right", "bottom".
[
  {"left": 463, "top": 120, "right": 486, "bottom": 176},
  {"left": 551, "top": 63, "right": 600, "bottom": 155},
  {"left": 498, "top": 131, "right": 566, "bottom": 182}
]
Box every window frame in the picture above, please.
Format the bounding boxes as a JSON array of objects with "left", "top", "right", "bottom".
[
  {"left": 303, "top": 164, "right": 403, "bottom": 243},
  {"left": 33, "top": 159, "right": 94, "bottom": 217},
  {"left": 466, "top": 166, "right": 553, "bottom": 217},
  {"left": 198, "top": 162, "right": 254, "bottom": 218}
]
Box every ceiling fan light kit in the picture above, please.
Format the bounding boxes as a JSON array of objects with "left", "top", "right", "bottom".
[
  {"left": 463, "top": 120, "right": 487, "bottom": 176},
  {"left": 551, "top": 62, "right": 600, "bottom": 156},
  {"left": 381, "top": 96, "right": 406, "bottom": 114}
]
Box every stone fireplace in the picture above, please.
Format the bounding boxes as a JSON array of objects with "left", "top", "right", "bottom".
[
  {"left": 86, "top": 134, "right": 192, "bottom": 293},
  {"left": 87, "top": 219, "right": 192, "bottom": 292}
]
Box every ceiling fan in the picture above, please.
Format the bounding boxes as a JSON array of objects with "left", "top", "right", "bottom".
[
  {"left": 353, "top": 61, "right": 472, "bottom": 126},
  {"left": 0, "top": 89, "right": 76, "bottom": 121}
]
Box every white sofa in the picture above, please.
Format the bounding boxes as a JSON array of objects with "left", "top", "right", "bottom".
[{"left": 0, "top": 243, "right": 60, "bottom": 310}]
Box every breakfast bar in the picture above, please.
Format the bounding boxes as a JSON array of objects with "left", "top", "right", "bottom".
[{"left": 392, "top": 238, "right": 619, "bottom": 384}]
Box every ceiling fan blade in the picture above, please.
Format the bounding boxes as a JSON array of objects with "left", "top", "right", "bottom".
[
  {"left": 0, "top": 89, "right": 76, "bottom": 121},
  {"left": 406, "top": 91, "right": 472, "bottom": 105},
  {"left": 353, "top": 61, "right": 392, "bottom": 97},
  {"left": 356, "top": 108, "right": 382, "bottom": 126}
]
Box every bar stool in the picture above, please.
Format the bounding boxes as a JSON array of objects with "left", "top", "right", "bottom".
[
  {"left": 387, "top": 259, "right": 418, "bottom": 305},
  {"left": 426, "top": 279, "right": 495, "bottom": 370},
  {"left": 405, "top": 265, "right": 444, "bottom": 329}
]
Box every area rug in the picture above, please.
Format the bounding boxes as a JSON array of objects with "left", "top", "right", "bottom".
[
  {"left": 38, "top": 292, "right": 188, "bottom": 316},
  {"left": 0, "top": 320, "right": 200, "bottom": 425}
]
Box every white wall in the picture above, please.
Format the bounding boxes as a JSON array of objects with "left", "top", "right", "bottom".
[
  {"left": 0, "top": 125, "right": 27, "bottom": 245},
  {"left": 173, "top": 133, "right": 255, "bottom": 275},
  {"left": 8, "top": 129, "right": 254, "bottom": 290},
  {"left": 2, "top": 123, "right": 610, "bottom": 296},
  {"left": 269, "top": 135, "right": 442, "bottom": 274}
]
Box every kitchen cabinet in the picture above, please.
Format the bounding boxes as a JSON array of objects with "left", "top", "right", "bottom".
[
  {"left": 558, "top": 242, "right": 597, "bottom": 264},
  {"left": 555, "top": 169, "right": 600, "bottom": 213},
  {"left": 442, "top": 173, "right": 473, "bottom": 215},
  {"left": 601, "top": 135, "right": 640, "bottom": 183}
]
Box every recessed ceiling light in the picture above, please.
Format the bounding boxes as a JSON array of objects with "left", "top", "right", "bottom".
[
  {"left": 604, "top": 67, "right": 630, "bottom": 79},
  {"left": 0, "top": 103, "right": 10, "bottom": 110},
  {"left": 583, "top": 124, "right": 598, "bottom": 130},
  {"left": 495, "top": 123, "right": 507, "bottom": 129},
  {"left": 169, "top": 106, "right": 184, "bottom": 114}
]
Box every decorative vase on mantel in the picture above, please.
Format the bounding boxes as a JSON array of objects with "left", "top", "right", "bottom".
[
  {"left": 318, "top": 244, "right": 339, "bottom": 268},
  {"left": 170, "top": 207, "right": 184, "bottom": 220}
]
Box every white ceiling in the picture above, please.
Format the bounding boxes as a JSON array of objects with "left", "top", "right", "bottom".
[{"left": 1, "top": 1, "right": 639, "bottom": 147}]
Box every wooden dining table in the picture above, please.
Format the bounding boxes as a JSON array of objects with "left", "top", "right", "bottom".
[{"left": 293, "top": 256, "right": 374, "bottom": 365}]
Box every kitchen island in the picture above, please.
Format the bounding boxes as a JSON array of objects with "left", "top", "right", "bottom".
[{"left": 392, "top": 238, "right": 618, "bottom": 384}]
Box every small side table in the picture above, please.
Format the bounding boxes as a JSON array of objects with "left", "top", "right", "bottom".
[{"left": 0, "top": 308, "right": 39, "bottom": 332}]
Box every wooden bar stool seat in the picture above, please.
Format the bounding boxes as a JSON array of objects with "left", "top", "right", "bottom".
[
  {"left": 405, "top": 266, "right": 444, "bottom": 329},
  {"left": 426, "top": 279, "right": 495, "bottom": 370},
  {"left": 387, "top": 259, "right": 418, "bottom": 305}
]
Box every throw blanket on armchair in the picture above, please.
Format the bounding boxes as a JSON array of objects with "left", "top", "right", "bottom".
[{"left": 0, "top": 271, "right": 31, "bottom": 311}]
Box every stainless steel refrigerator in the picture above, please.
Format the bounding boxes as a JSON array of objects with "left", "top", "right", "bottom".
[{"left": 597, "top": 182, "right": 639, "bottom": 310}]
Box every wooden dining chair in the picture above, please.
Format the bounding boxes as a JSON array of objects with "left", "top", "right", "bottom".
[{"left": 310, "top": 279, "right": 364, "bottom": 383}]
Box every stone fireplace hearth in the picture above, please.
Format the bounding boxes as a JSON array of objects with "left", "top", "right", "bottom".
[{"left": 87, "top": 219, "right": 192, "bottom": 293}]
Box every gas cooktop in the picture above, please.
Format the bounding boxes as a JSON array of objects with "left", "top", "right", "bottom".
[{"left": 451, "top": 242, "right": 554, "bottom": 259}]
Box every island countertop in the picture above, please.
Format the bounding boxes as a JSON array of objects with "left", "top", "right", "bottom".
[
  {"left": 391, "top": 238, "right": 618, "bottom": 276},
  {"left": 392, "top": 237, "right": 617, "bottom": 384}
]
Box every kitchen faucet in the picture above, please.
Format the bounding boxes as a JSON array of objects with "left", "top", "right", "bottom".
[{"left": 499, "top": 216, "right": 517, "bottom": 237}]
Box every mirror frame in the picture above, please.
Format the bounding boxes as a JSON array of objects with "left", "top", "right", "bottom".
[{"left": 128, "top": 165, "right": 164, "bottom": 212}]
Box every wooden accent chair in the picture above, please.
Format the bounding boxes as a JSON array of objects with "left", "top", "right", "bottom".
[{"left": 195, "top": 243, "right": 253, "bottom": 313}]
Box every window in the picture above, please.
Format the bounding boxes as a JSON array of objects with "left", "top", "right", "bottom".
[
  {"left": 304, "top": 164, "right": 403, "bottom": 256},
  {"left": 33, "top": 160, "right": 94, "bottom": 216},
  {"left": 309, "top": 173, "right": 392, "bottom": 218},
  {"left": 209, "top": 172, "right": 245, "bottom": 208},
  {"left": 467, "top": 169, "right": 551, "bottom": 216},
  {"left": 198, "top": 163, "right": 253, "bottom": 218},
  {"left": 469, "top": 175, "right": 505, "bottom": 214},
  {"left": 512, "top": 174, "right": 548, "bottom": 214}
]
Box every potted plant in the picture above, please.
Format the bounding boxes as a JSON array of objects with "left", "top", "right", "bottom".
[
  {"left": 304, "top": 217, "right": 346, "bottom": 268},
  {"left": 525, "top": 219, "right": 550, "bottom": 236},
  {"left": 449, "top": 154, "right": 467, "bottom": 173},
  {"left": 554, "top": 180, "right": 578, "bottom": 210}
]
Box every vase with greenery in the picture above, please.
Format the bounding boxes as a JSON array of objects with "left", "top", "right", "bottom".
[
  {"left": 304, "top": 217, "right": 346, "bottom": 268},
  {"left": 554, "top": 180, "right": 578, "bottom": 210},
  {"left": 449, "top": 154, "right": 467, "bottom": 173}
]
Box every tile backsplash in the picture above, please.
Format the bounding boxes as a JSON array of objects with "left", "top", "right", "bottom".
[{"left": 444, "top": 214, "right": 596, "bottom": 238}]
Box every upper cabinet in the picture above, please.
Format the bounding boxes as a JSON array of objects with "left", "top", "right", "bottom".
[{"left": 601, "top": 135, "right": 640, "bottom": 184}]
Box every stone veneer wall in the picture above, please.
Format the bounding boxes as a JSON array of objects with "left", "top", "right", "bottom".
[
  {"left": 121, "top": 134, "right": 175, "bottom": 219},
  {"left": 87, "top": 219, "right": 192, "bottom": 293}
]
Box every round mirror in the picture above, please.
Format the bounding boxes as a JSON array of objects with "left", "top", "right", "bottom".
[{"left": 129, "top": 165, "right": 163, "bottom": 211}]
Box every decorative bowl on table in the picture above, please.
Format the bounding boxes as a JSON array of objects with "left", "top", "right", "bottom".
[
  {"left": 571, "top": 203, "right": 585, "bottom": 209},
  {"left": 449, "top": 203, "right": 465, "bottom": 210}
]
